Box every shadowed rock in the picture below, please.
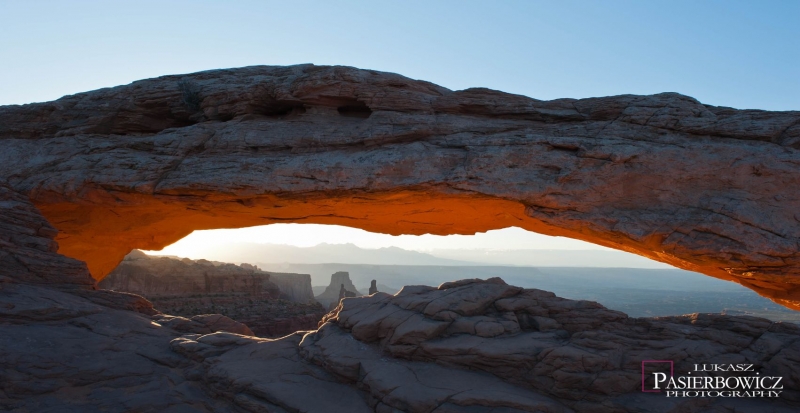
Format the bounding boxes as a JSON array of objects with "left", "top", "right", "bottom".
[
  {"left": 153, "top": 313, "right": 253, "bottom": 336},
  {"left": 0, "top": 65, "right": 798, "bottom": 309},
  {"left": 266, "top": 271, "right": 316, "bottom": 303},
  {"left": 160, "top": 277, "right": 800, "bottom": 412},
  {"left": 99, "top": 251, "right": 326, "bottom": 337},
  {"left": 0, "top": 183, "right": 95, "bottom": 288},
  {"left": 304, "top": 278, "right": 800, "bottom": 412},
  {"left": 1, "top": 188, "right": 798, "bottom": 412},
  {"left": 100, "top": 251, "right": 282, "bottom": 298}
]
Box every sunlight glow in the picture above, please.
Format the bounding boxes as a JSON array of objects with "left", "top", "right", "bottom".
[{"left": 144, "top": 224, "right": 611, "bottom": 258}]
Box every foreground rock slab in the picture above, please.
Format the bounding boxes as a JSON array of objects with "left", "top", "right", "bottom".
[
  {"left": 106, "top": 276, "right": 800, "bottom": 412},
  {"left": 0, "top": 65, "right": 798, "bottom": 308},
  {"left": 4, "top": 274, "right": 800, "bottom": 412},
  {"left": 0, "top": 282, "right": 238, "bottom": 412},
  {"left": 2, "top": 171, "right": 799, "bottom": 412}
]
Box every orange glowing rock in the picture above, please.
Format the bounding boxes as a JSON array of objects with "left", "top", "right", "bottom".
[{"left": 1, "top": 65, "right": 798, "bottom": 309}]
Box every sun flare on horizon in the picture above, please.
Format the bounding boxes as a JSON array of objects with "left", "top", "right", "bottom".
[
  {"left": 143, "top": 224, "right": 614, "bottom": 259},
  {"left": 136, "top": 224, "right": 677, "bottom": 270}
]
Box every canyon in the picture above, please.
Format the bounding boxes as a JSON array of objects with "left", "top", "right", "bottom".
[
  {"left": 99, "top": 251, "right": 325, "bottom": 337},
  {"left": 1, "top": 65, "right": 799, "bottom": 411}
]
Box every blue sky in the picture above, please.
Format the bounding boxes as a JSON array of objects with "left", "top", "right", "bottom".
[
  {"left": 2, "top": 1, "right": 797, "bottom": 255},
  {"left": 1, "top": 1, "right": 798, "bottom": 109}
]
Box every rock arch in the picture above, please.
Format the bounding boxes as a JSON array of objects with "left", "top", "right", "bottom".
[{"left": 1, "top": 65, "right": 798, "bottom": 308}]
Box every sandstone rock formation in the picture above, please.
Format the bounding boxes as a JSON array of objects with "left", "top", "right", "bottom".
[
  {"left": 341, "top": 284, "right": 355, "bottom": 296},
  {"left": 0, "top": 65, "right": 797, "bottom": 308},
  {"left": 316, "top": 271, "right": 363, "bottom": 307},
  {"left": 2, "top": 187, "right": 799, "bottom": 412},
  {"left": 100, "top": 251, "right": 282, "bottom": 298},
  {"left": 312, "top": 278, "right": 800, "bottom": 411},
  {"left": 154, "top": 313, "right": 254, "bottom": 336},
  {"left": 0, "top": 182, "right": 155, "bottom": 315},
  {"left": 171, "top": 278, "right": 800, "bottom": 412},
  {"left": 0, "top": 183, "right": 225, "bottom": 411},
  {"left": 369, "top": 279, "right": 379, "bottom": 295},
  {"left": 0, "top": 281, "right": 241, "bottom": 412},
  {"left": 267, "top": 271, "right": 316, "bottom": 303},
  {"left": 241, "top": 312, "right": 324, "bottom": 338},
  {"left": 338, "top": 283, "right": 357, "bottom": 304},
  {"left": 0, "top": 183, "right": 95, "bottom": 288},
  {"left": 100, "top": 252, "right": 326, "bottom": 337}
]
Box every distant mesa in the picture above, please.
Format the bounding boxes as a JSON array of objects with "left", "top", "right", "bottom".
[
  {"left": 99, "top": 250, "right": 326, "bottom": 337},
  {"left": 264, "top": 272, "right": 317, "bottom": 304},
  {"left": 102, "top": 250, "right": 318, "bottom": 304},
  {"left": 315, "top": 271, "right": 363, "bottom": 308},
  {"left": 100, "top": 250, "right": 283, "bottom": 298}
]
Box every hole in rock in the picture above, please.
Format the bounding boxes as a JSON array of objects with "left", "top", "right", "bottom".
[
  {"left": 258, "top": 102, "right": 307, "bottom": 117},
  {"left": 337, "top": 101, "right": 372, "bottom": 118},
  {"left": 243, "top": 96, "right": 307, "bottom": 119},
  {"left": 98, "top": 224, "right": 800, "bottom": 338}
]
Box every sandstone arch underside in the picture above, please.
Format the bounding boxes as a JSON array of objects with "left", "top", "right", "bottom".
[{"left": 1, "top": 65, "right": 798, "bottom": 309}]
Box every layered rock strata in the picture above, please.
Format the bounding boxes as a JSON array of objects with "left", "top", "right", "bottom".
[
  {"left": 0, "top": 282, "right": 243, "bottom": 412},
  {"left": 0, "top": 183, "right": 95, "bottom": 288},
  {"left": 169, "top": 278, "right": 800, "bottom": 413},
  {"left": 153, "top": 313, "right": 254, "bottom": 336},
  {"left": 100, "top": 251, "right": 282, "bottom": 298},
  {"left": 0, "top": 65, "right": 797, "bottom": 308},
  {"left": 0, "top": 180, "right": 225, "bottom": 411},
  {"left": 146, "top": 293, "right": 325, "bottom": 338},
  {"left": 99, "top": 252, "right": 325, "bottom": 337},
  {"left": 2, "top": 189, "right": 798, "bottom": 412},
  {"left": 266, "top": 271, "right": 316, "bottom": 303},
  {"left": 0, "top": 183, "right": 278, "bottom": 410}
]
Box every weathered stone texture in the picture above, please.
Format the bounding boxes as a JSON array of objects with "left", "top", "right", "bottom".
[
  {"left": 304, "top": 278, "right": 800, "bottom": 412},
  {"left": 1, "top": 185, "right": 798, "bottom": 412},
  {"left": 266, "top": 271, "right": 316, "bottom": 303},
  {"left": 100, "top": 251, "right": 282, "bottom": 298},
  {"left": 0, "top": 65, "right": 797, "bottom": 308},
  {"left": 99, "top": 251, "right": 326, "bottom": 337},
  {"left": 0, "top": 183, "right": 95, "bottom": 288}
]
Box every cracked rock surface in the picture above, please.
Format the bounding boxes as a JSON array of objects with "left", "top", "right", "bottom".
[
  {"left": 110, "top": 276, "right": 800, "bottom": 413},
  {"left": 1, "top": 186, "right": 799, "bottom": 412},
  {"left": 0, "top": 282, "right": 241, "bottom": 413},
  {"left": 6, "top": 275, "right": 800, "bottom": 412},
  {"left": 303, "top": 278, "right": 800, "bottom": 412},
  {"left": 0, "top": 65, "right": 798, "bottom": 308}
]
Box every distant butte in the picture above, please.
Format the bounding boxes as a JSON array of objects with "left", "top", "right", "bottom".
[{"left": 0, "top": 65, "right": 798, "bottom": 309}]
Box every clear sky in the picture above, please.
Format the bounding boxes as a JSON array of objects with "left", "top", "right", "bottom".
[
  {"left": 2, "top": 1, "right": 798, "bottom": 109},
  {"left": 145, "top": 225, "right": 613, "bottom": 257},
  {"left": 3, "top": 1, "right": 797, "bottom": 255}
]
